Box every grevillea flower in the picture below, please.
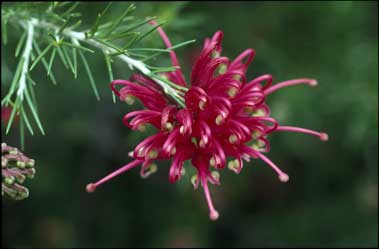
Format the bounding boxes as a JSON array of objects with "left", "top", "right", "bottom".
[
  {"left": 86, "top": 23, "right": 328, "bottom": 220},
  {"left": 2, "top": 143, "right": 36, "bottom": 200}
]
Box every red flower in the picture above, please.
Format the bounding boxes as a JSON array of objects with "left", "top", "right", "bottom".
[
  {"left": 1, "top": 107, "right": 19, "bottom": 125},
  {"left": 86, "top": 23, "right": 328, "bottom": 221}
]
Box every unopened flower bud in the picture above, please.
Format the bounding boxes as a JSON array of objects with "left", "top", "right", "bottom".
[
  {"left": 27, "top": 159, "right": 35, "bottom": 167},
  {"left": 17, "top": 161, "right": 26, "bottom": 168},
  {"left": 4, "top": 176, "right": 15, "bottom": 186},
  {"left": 2, "top": 159, "right": 7, "bottom": 168},
  {"left": 2, "top": 143, "right": 36, "bottom": 200},
  {"left": 15, "top": 174, "right": 26, "bottom": 184}
]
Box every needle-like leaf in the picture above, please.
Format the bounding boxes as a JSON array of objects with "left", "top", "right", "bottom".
[
  {"left": 30, "top": 43, "right": 53, "bottom": 71},
  {"left": 78, "top": 50, "right": 100, "bottom": 101},
  {"left": 24, "top": 88, "right": 45, "bottom": 135},
  {"left": 15, "top": 30, "right": 27, "bottom": 57},
  {"left": 104, "top": 52, "right": 116, "bottom": 103},
  {"left": 57, "top": 46, "right": 69, "bottom": 69},
  {"left": 47, "top": 48, "right": 57, "bottom": 76}
]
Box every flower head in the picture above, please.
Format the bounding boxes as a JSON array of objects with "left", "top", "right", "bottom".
[
  {"left": 87, "top": 23, "right": 328, "bottom": 220},
  {"left": 2, "top": 143, "right": 36, "bottom": 200}
]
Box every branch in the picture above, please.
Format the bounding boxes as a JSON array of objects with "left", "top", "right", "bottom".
[
  {"left": 17, "top": 19, "right": 36, "bottom": 100},
  {"left": 38, "top": 19, "right": 186, "bottom": 105}
]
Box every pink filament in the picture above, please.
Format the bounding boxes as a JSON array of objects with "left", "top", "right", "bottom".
[
  {"left": 201, "top": 176, "right": 219, "bottom": 221},
  {"left": 254, "top": 151, "right": 289, "bottom": 182},
  {"left": 86, "top": 159, "right": 142, "bottom": 193},
  {"left": 264, "top": 78, "right": 317, "bottom": 95},
  {"left": 149, "top": 20, "right": 186, "bottom": 86},
  {"left": 276, "top": 126, "right": 328, "bottom": 141}
]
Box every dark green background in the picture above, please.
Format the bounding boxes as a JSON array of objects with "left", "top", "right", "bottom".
[{"left": 2, "top": 1, "right": 378, "bottom": 248}]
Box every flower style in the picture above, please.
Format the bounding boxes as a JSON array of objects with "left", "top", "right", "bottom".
[
  {"left": 2, "top": 143, "right": 36, "bottom": 200},
  {"left": 86, "top": 23, "right": 328, "bottom": 220}
]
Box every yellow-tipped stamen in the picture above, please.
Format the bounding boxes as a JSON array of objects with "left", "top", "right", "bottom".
[
  {"left": 124, "top": 94, "right": 135, "bottom": 105},
  {"left": 137, "top": 123, "right": 147, "bottom": 132},
  {"left": 191, "top": 175, "right": 199, "bottom": 188},
  {"left": 233, "top": 74, "right": 241, "bottom": 81},
  {"left": 217, "top": 63, "right": 227, "bottom": 75},
  {"left": 170, "top": 146, "right": 176, "bottom": 156},
  {"left": 252, "top": 109, "right": 265, "bottom": 117},
  {"left": 199, "top": 100, "right": 206, "bottom": 110},
  {"left": 229, "top": 134, "right": 238, "bottom": 144},
  {"left": 209, "top": 157, "right": 216, "bottom": 167},
  {"left": 147, "top": 149, "right": 158, "bottom": 159},
  {"left": 228, "top": 87, "right": 238, "bottom": 98},
  {"left": 215, "top": 115, "right": 223, "bottom": 125},
  {"left": 251, "top": 130, "right": 261, "bottom": 140},
  {"left": 211, "top": 171, "right": 220, "bottom": 181},
  {"left": 180, "top": 167, "right": 186, "bottom": 176},
  {"left": 164, "top": 122, "right": 173, "bottom": 131}
]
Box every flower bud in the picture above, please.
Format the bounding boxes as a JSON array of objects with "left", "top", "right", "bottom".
[
  {"left": 4, "top": 176, "right": 15, "bottom": 186},
  {"left": 2, "top": 143, "right": 36, "bottom": 200},
  {"left": 17, "top": 161, "right": 26, "bottom": 168}
]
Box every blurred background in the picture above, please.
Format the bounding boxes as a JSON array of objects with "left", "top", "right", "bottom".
[{"left": 2, "top": 1, "right": 378, "bottom": 248}]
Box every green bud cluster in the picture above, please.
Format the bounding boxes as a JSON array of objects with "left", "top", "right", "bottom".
[{"left": 2, "top": 143, "right": 36, "bottom": 200}]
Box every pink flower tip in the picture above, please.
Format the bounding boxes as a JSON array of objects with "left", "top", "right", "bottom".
[
  {"left": 320, "top": 133, "right": 329, "bottom": 141},
  {"left": 279, "top": 174, "right": 289, "bottom": 183},
  {"left": 309, "top": 79, "right": 318, "bottom": 86},
  {"left": 86, "top": 183, "right": 97, "bottom": 193},
  {"left": 209, "top": 210, "right": 219, "bottom": 221}
]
